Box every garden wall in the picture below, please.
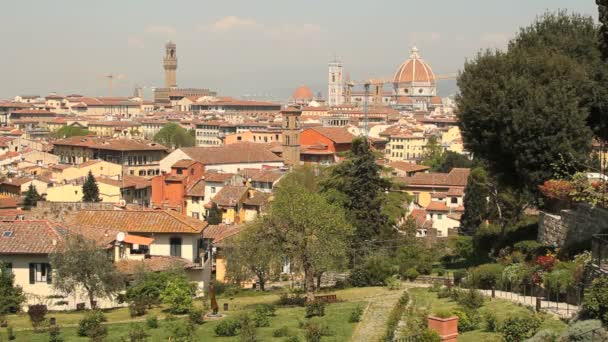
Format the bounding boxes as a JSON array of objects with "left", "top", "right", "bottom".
[{"left": 538, "top": 204, "right": 608, "bottom": 247}]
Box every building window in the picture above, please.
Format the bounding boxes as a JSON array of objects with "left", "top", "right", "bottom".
[
  {"left": 192, "top": 212, "right": 199, "bottom": 219},
  {"left": 414, "top": 192, "right": 420, "bottom": 203},
  {"left": 437, "top": 214, "right": 443, "bottom": 220},
  {"left": 451, "top": 197, "right": 458, "bottom": 204},
  {"left": 211, "top": 187, "right": 216, "bottom": 194},
  {"left": 170, "top": 237, "right": 182, "bottom": 257},
  {"left": 29, "top": 263, "right": 51, "bottom": 284},
  {"left": 176, "top": 168, "right": 183, "bottom": 175}
]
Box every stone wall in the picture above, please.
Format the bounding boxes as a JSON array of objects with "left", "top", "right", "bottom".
[
  {"left": 538, "top": 204, "right": 608, "bottom": 247},
  {"left": 29, "top": 201, "right": 117, "bottom": 222}
]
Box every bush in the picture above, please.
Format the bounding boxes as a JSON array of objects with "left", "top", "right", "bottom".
[
  {"left": 188, "top": 307, "right": 204, "bottom": 325},
  {"left": 562, "top": 319, "right": 608, "bottom": 342},
  {"left": 239, "top": 314, "right": 257, "bottom": 342},
  {"left": 146, "top": 314, "right": 158, "bottom": 329},
  {"left": 304, "top": 317, "right": 331, "bottom": 342},
  {"left": 436, "top": 268, "right": 446, "bottom": 276},
  {"left": 7, "top": 325, "right": 15, "bottom": 340},
  {"left": 77, "top": 310, "right": 107, "bottom": 337},
  {"left": 126, "top": 270, "right": 180, "bottom": 308},
  {"left": 348, "top": 254, "right": 393, "bottom": 287},
  {"left": 429, "top": 282, "right": 442, "bottom": 293},
  {"left": 272, "top": 325, "right": 291, "bottom": 337},
  {"left": 129, "top": 300, "right": 147, "bottom": 317},
  {"left": 405, "top": 267, "right": 419, "bottom": 281},
  {"left": 418, "top": 329, "right": 441, "bottom": 342},
  {"left": 305, "top": 301, "right": 326, "bottom": 318},
  {"left": 432, "top": 309, "right": 453, "bottom": 319},
  {"left": 253, "top": 310, "right": 270, "bottom": 328},
  {"left": 484, "top": 312, "right": 498, "bottom": 332},
  {"left": 127, "top": 323, "right": 149, "bottom": 342},
  {"left": 160, "top": 277, "right": 196, "bottom": 314},
  {"left": 348, "top": 305, "right": 364, "bottom": 323},
  {"left": 437, "top": 287, "right": 451, "bottom": 299},
  {"left": 214, "top": 317, "right": 240, "bottom": 337},
  {"left": 48, "top": 324, "right": 63, "bottom": 342},
  {"left": 451, "top": 309, "right": 478, "bottom": 332},
  {"left": 285, "top": 336, "right": 300, "bottom": 342},
  {"left": 168, "top": 320, "right": 195, "bottom": 342},
  {"left": 254, "top": 303, "right": 276, "bottom": 317},
  {"left": 582, "top": 276, "right": 608, "bottom": 325},
  {"left": 457, "top": 289, "right": 484, "bottom": 310},
  {"left": 278, "top": 290, "right": 306, "bottom": 306},
  {"left": 514, "top": 240, "right": 542, "bottom": 258},
  {"left": 416, "top": 263, "right": 433, "bottom": 275},
  {"left": 27, "top": 304, "right": 48, "bottom": 331},
  {"left": 384, "top": 276, "right": 401, "bottom": 290},
  {"left": 333, "top": 279, "right": 350, "bottom": 289},
  {"left": 383, "top": 292, "right": 409, "bottom": 341},
  {"left": 453, "top": 270, "right": 466, "bottom": 286},
  {"left": 528, "top": 329, "right": 559, "bottom": 342},
  {"left": 467, "top": 263, "right": 505, "bottom": 289},
  {"left": 499, "top": 313, "right": 542, "bottom": 342}
]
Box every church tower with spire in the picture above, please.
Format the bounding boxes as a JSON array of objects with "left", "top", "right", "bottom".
[{"left": 163, "top": 41, "right": 178, "bottom": 88}]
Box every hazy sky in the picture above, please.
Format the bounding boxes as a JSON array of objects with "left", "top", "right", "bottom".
[{"left": 0, "top": 0, "right": 598, "bottom": 101}]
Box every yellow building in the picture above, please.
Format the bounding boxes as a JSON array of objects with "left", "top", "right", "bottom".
[
  {"left": 46, "top": 180, "right": 121, "bottom": 203},
  {"left": 87, "top": 121, "right": 142, "bottom": 137},
  {"left": 51, "top": 160, "right": 123, "bottom": 182},
  {"left": 441, "top": 126, "right": 464, "bottom": 154},
  {"left": 384, "top": 130, "right": 427, "bottom": 163}
]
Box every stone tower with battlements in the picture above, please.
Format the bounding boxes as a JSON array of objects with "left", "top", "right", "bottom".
[{"left": 164, "top": 41, "right": 178, "bottom": 88}]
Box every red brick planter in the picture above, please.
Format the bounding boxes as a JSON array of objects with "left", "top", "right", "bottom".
[{"left": 427, "top": 315, "right": 459, "bottom": 342}]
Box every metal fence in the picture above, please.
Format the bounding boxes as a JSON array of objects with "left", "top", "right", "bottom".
[{"left": 592, "top": 234, "right": 608, "bottom": 275}]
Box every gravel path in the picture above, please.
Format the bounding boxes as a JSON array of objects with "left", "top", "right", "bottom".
[{"left": 478, "top": 289, "right": 579, "bottom": 319}]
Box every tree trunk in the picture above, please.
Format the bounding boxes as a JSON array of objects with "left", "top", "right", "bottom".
[
  {"left": 258, "top": 274, "right": 266, "bottom": 291},
  {"left": 87, "top": 291, "right": 95, "bottom": 310},
  {"left": 303, "top": 260, "right": 316, "bottom": 302},
  {"left": 316, "top": 272, "right": 323, "bottom": 290}
]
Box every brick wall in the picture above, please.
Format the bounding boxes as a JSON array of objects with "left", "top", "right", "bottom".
[{"left": 538, "top": 204, "right": 608, "bottom": 248}]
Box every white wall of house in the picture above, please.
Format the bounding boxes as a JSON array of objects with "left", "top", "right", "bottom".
[{"left": 146, "top": 233, "right": 202, "bottom": 263}]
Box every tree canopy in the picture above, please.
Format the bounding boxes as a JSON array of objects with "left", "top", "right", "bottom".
[
  {"left": 0, "top": 262, "right": 25, "bottom": 314},
  {"left": 23, "top": 183, "right": 41, "bottom": 210},
  {"left": 52, "top": 125, "right": 92, "bottom": 138},
  {"left": 460, "top": 167, "right": 490, "bottom": 235},
  {"left": 457, "top": 12, "right": 599, "bottom": 194},
  {"left": 206, "top": 202, "right": 222, "bottom": 225},
  {"left": 82, "top": 171, "right": 101, "bottom": 203},
  {"left": 153, "top": 123, "right": 195, "bottom": 149}
]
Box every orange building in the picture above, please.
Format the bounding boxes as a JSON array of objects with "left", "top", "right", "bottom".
[
  {"left": 224, "top": 130, "right": 282, "bottom": 145},
  {"left": 151, "top": 160, "right": 205, "bottom": 213}
]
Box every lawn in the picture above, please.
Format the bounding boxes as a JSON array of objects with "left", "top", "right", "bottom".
[
  {"left": 407, "top": 287, "right": 567, "bottom": 342},
  {"left": 0, "top": 286, "right": 391, "bottom": 341}
]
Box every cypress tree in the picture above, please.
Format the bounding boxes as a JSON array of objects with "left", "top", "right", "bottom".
[
  {"left": 22, "top": 183, "right": 41, "bottom": 210},
  {"left": 207, "top": 202, "right": 222, "bottom": 225},
  {"left": 460, "top": 167, "right": 490, "bottom": 235},
  {"left": 82, "top": 171, "right": 101, "bottom": 202}
]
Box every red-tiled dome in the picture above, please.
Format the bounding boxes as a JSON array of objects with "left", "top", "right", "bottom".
[
  {"left": 393, "top": 47, "right": 435, "bottom": 85},
  {"left": 292, "top": 85, "right": 314, "bottom": 100}
]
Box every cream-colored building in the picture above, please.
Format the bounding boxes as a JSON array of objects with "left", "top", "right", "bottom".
[
  {"left": 51, "top": 160, "right": 122, "bottom": 183},
  {"left": 385, "top": 131, "right": 427, "bottom": 162},
  {"left": 87, "top": 121, "right": 142, "bottom": 138}
]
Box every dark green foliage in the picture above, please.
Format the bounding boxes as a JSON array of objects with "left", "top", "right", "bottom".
[
  {"left": 460, "top": 167, "right": 490, "bottom": 234},
  {"left": 145, "top": 314, "right": 158, "bottom": 329},
  {"left": 434, "top": 151, "right": 475, "bottom": 173},
  {"left": 348, "top": 305, "right": 364, "bottom": 323},
  {"left": 277, "top": 290, "right": 306, "bottom": 306},
  {"left": 239, "top": 313, "right": 258, "bottom": 342},
  {"left": 303, "top": 317, "right": 332, "bottom": 342},
  {"left": 53, "top": 125, "right": 92, "bottom": 138},
  {"left": 160, "top": 276, "right": 196, "bottom": 314},
  {"left": 457, "top": 12, "right": 602, "bottom": 195},
  {"left": 563, "top": 319, "right": 607, "bottom": 342},
  {"left": 320, "top": 137, "right": 391, "bottom": 242},
  {"left": 127, "top": 323, "right": 149, "bottom": 342},
  {"left": 582, "top": 276, "right": 608, "bottom": 324},
  {"left": 466, "top": 263, "right": 505, "bottom": 289},
  {"left": 451, "top": 309, "right": 480, "bottom": 332},
  {"left": 404, "top": 267, "right": 419, "bottom": 281},
  {"left": 206, "top": 202, "right": 222, "bottom": 225},
  {"left": 0, "top": 262, "right": 25, "bottom": 314},
  {"left": 305, "top": 301, "right": 326, "bottom": 318},
  {"left": 416, "top": 263, "right": 432, "bottom": 275},
  {"left": 383, "top": 291, "right": 409, "bottom": 341},
  {"left": 126, "top": 270, "right": 186, "bottom": 313},
  {"left": 168, "top": 320, "right": 195, "bottom": 342},
  {"left": 214, "top": 317, "right": 240, "bottom": 336},
  {"left": 153, "top": 123, "right": 195, "bottom": 148},
  {"left": 485, "top": 312, "right": 498, "bottom": 332},
  {"left": 348, "top": 253, "right": 393, "bottom": 287},
  {"left": 417, "top": 329, "right": 441, "bottom": 342},
  {"left": 421, "top": 135, "right": 444, "bottom": 171},
  {"left": 499, "top": 313, "right": 542, "bottom": 342},
  {"left": 188, "top": 307, "right": 204, "bottom": 325},
  {"left": 128, "top": 300, "right": 147, "bottom": 317},
  {"left": 457, "top": 289, "right": 485, "bottom": 310},
  {"left": 272, "top": 326, "right": 292, "bottom": 337},
  {"left": 82, "top": 171, "right": 100, "bottom": 203},
  {"left": 27, "top": 304, "right": 47, "bottom": 330},
  {"left": 252, "top": 303, "right": 275, "bottom": 327},
  {"left": 48, "top": 324, "right": 63, "bottom": 342},
  {"left": 254, "top": 303, "right": 276, "bottom": 316},
  {"left": 7, "top": 325, "right": 15, "bottom": 340},
  {"left": 77, "top": 310, "right": 107, "bottom": 338},
  {"left": 513, "top": 240, "right": 543, "bottom": 259},
  {"left": 22, "top": 183, "right": 41, "bottom": 210}
]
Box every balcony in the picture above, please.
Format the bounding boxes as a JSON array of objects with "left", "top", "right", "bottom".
[{"left": 591, "top": 234, "right": 608, "bottom": 275}]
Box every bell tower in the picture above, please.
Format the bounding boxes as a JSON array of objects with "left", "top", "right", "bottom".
[
  {"left": 163, "top": 41, "right": 178, "bottom": 88},
  {"left": 328, "top": 59, "right": 344, "bottom": 107},
  {"left": 281, "top": 106, "right": 301, "bottom": 166}
]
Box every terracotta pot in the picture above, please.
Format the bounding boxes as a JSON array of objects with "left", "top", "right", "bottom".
[{"left": 427, "top": 315, "right": 459, "bottom": 342}]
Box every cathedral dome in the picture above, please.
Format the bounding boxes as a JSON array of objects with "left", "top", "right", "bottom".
[
  {"left": 393, "top": 47, "right": 436, "bottom": 85},
  {"left": 292, "top": 85, "right": 314, "bottom": 101}
]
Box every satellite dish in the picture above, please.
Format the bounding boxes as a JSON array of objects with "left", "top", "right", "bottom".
[{"left": 116, "top": 232, "right": 126, "bottom": 242}]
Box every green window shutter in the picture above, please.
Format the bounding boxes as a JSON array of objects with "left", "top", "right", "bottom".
[
  {"left": 29, "top": 263, "right": 35, "bottom": 284},
  {"left": 46, "top": 264, "right": 52, "bottom": 284}
]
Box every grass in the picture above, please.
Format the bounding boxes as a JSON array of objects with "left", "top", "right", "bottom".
[
  {"left": 407, "top": 287, "right": 567, "bottom": 342},
  {"left": 0, "top": 286, "right": 393, "bottom": 341}
]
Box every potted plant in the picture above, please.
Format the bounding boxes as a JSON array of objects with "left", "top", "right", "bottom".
[{"left": 428, "top": 310, "right": 459, "bottom": 342}]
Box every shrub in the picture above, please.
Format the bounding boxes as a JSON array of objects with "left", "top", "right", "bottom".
[
  {"left": 418, "top": 329, "right": 441, "bottom": 342},
  {"left": 285, "top": 336, "right": 300, "bottom": 342},
  {"left": 432, "top": 309, "right": 453, "bottom": 319},
  {"left": 239, "top": 314, "right": 257, "bottom": 342},
  {"left": 499, "top": 313, "right": 542, "bottom": 342},
  {"left": 77, "top": 310, "right": 107, "bottom": 337},
  {"left": 277, "top": 290, "right": 306, "bottom": 306},
  {"left": 429, "top": 282, "right": 442, "bottom": 293},
  {"left": 383, "top": 292, "right": 409, "bottom": 341},
  {"left": 129, "top": 300, "right": 147, "bottom": 317},
  {"left": 333, "top": 279, "right": 350, "bottom": 289},
  {"left": 27, "top": 304, "right": 48, "bottom": 331},
  {"left": 348, "top": 305, "right": 364, "bottom": 323},
  {"left": 146, "top": 314, "right": 158, "bottom": 329},
  {"left": 188, "top": 307, "right": 205, "bottom": 325},
  {"left": 437, "top": 287, "right": 451, "bottom": 299},
  {"left": 528, "top": 329, "right": 559, "bottom": 342},
  {"left": 48, "top": 324, "right": 63, "bottom": 342},
  {"left": 254, "top": 303, "right": 276, "bottom": 317},
  {"left": 453, "top": 270, "right": 466, "bottom": 286},
  {"left": 304, "top": 317, "right": 331, "bottom": 342},
  {"left": 484, "top": 312, "right": 498, "bottom": 332},
  {"left": 562, "top": 319, "right": 608, "bottom": 342},
  {"left": 451, "top": 309, "right": 478, "bottom": 332},
  {"left": 467, "top": 263, "right": 504, "bottom": 289},
  {"left": 127, "top": 323, "right": 149, "bottom": 342},
  {"left": 126, "top": 270, "right": 179, "bottom": 308},
  {"left": 214, "top": 317, "right": 240, "bottom": 337},
  {"left": 272, "top": 326, "right": 291, "bottom": 337},
  {"left": 436, "top": 268, "right": 446, "bottom": 276},
  {"left": 416, "top": 263, "right": 433, "bottom": 275},
  {"left": 253, "top": 309, "right": 270, "bottom": 327},
  {"left": 348, "top": 254, "right": 393, "bottom": 287},
  {"left": 305, "top": 300, "right": 326, "bottom": 318},
  {"left": 168, "top": 320, "right": 195, "bottom": 342},
  {"left": 384, "top": 276, "right": 401, "bottom": 290},
  {"left": 457, "top": 289, "right": 484, "bottom": 310},
  {"left": 582, "top": 276, "right": 608, "bottom": 325},
  {"left": 160, "top": 277, "right": 196, "bottom": 314},
  {"left": 405, "top": 267, "right": 419, "bottom": 281},
  {"left": 514, "top": 240, "right": 542, "bottom": 258},
  {"left": 7, "top": 325, "right": 15, "bottom": 340}
]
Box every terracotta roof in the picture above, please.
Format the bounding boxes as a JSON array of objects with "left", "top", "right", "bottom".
[
  {"left": 11, "top": 109, "right": 57, "bottom": 115},
  {"left": 0, "top": 220, "right": 66, "bottom": 254},
  {"left": 115, "top": 255, "right": 195, "bottom": 275},
  {"left": 426, "top": 201, "right": 449, "bottom": 212},
  {"left": 203, "top": 172, "right": 235, "bottom": 183},
  {"left": 0, "top": 137, "right": 15, "bottom": 147},
  {"left": 447, "top": 188, "right": 464, "bottom": 196},
  {"left": 409, "top": 209, "right": 432, "bottom": 228},
  {"left": 308, "top": 127, "right": 355, "bottom": 144},
  {"left": 203, "top": 224, "right": 243, "bottom": 243},
  {"left": 212, "top": 185, "right": 249, "bottom": 207},
  {"left": 186, "top": 179, "right": 206, "bottom": 197},
  {"left": 403, "top": 168, "right": 470, "bottom": 187},
  {"left": 172, "top": 159, "right": 199, "bottom": 168},
  {"left": 123, "top": 234, "right": 154, "bottom": 245},
  {"left": 388, "top": 161, "right": 430, "bottom": 173},
  {"left": 0, "top": 197, "right": 23, "bottom": 209},
  {"left": 243, "top": 191, "right": 272, "bottom": 207},
  {"left": 68, "top": 210, "right": 208, "bottom": 234},
  {"left": 239, "top": 168, "right": 284, "bottom": 183},
  {"left": 180, "top": 143, "right": 283, "bottom": 165},
  {"left": 53, "top": 137, "right": 167, "bottom": 152},
  {"left": 393, "top": 47, "right": 435, "bottom": 84}
]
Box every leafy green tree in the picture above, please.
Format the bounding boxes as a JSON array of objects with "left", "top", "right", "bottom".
[
  {"left": 457, "top": 12, "right": 597, "bottom": 194},
  {"left": 207, "top": 202, "right": 222, "bottom": 225},
  {"left": 160, "top": 277, "right": 196, "bottom": 314},
  {"left": 0, "top": 262, "right": 26, "bottom": 314},
  {"left": 224, "top": 220, "right": 283, "bottom": 291},
  {"left": 320, "top": 137, "right": 390, "bottom": 242},
  {"left": 50, "top": 235, "right": 124, "bottom": 309},
  {"left": 53, "top": 126, "right": 91, "bottom": 138},
  {"left": 421, "top": 135, "right": 444, "bottom": 170},
  {"left": 266, "top": 168, "right": 353, "bottom": 301},
  {"left": 153, "top": 123, "right": 195, "bottom": 149},
  {"left": 435, "top": 151, "right": 474, "bottom": 173},
  {"left": 461, "top": 167, "right": 490, "bottom": 234},
  {"left": 22, "top": 183, "right": 41, "bottom": 210},
  {"left": 82, "top": 171, "right": 101, "bottom": 202},
  {"left": 583, "top": 276, "right": 608, "bottom": 324}
]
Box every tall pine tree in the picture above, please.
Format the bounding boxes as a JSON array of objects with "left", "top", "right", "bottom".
[
  {"left": 22, "top": 183, "right": 41, "bottom": 210},
  {"left": 82, "top": 171, "right": 101, "bottom": 202},
  {"left": 207, "top": 202, "right": 222, "bottom": 224},
  {"left": 460, "top": 167, "right": 490, "bottom": 235},
  {"left": 320, "top": 137, "right": 390, "bottom": 242}
]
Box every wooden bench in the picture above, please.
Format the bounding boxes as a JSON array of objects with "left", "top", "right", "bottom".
[{"left": 314, "top": 294, "right": 338, "bottom": 303}]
